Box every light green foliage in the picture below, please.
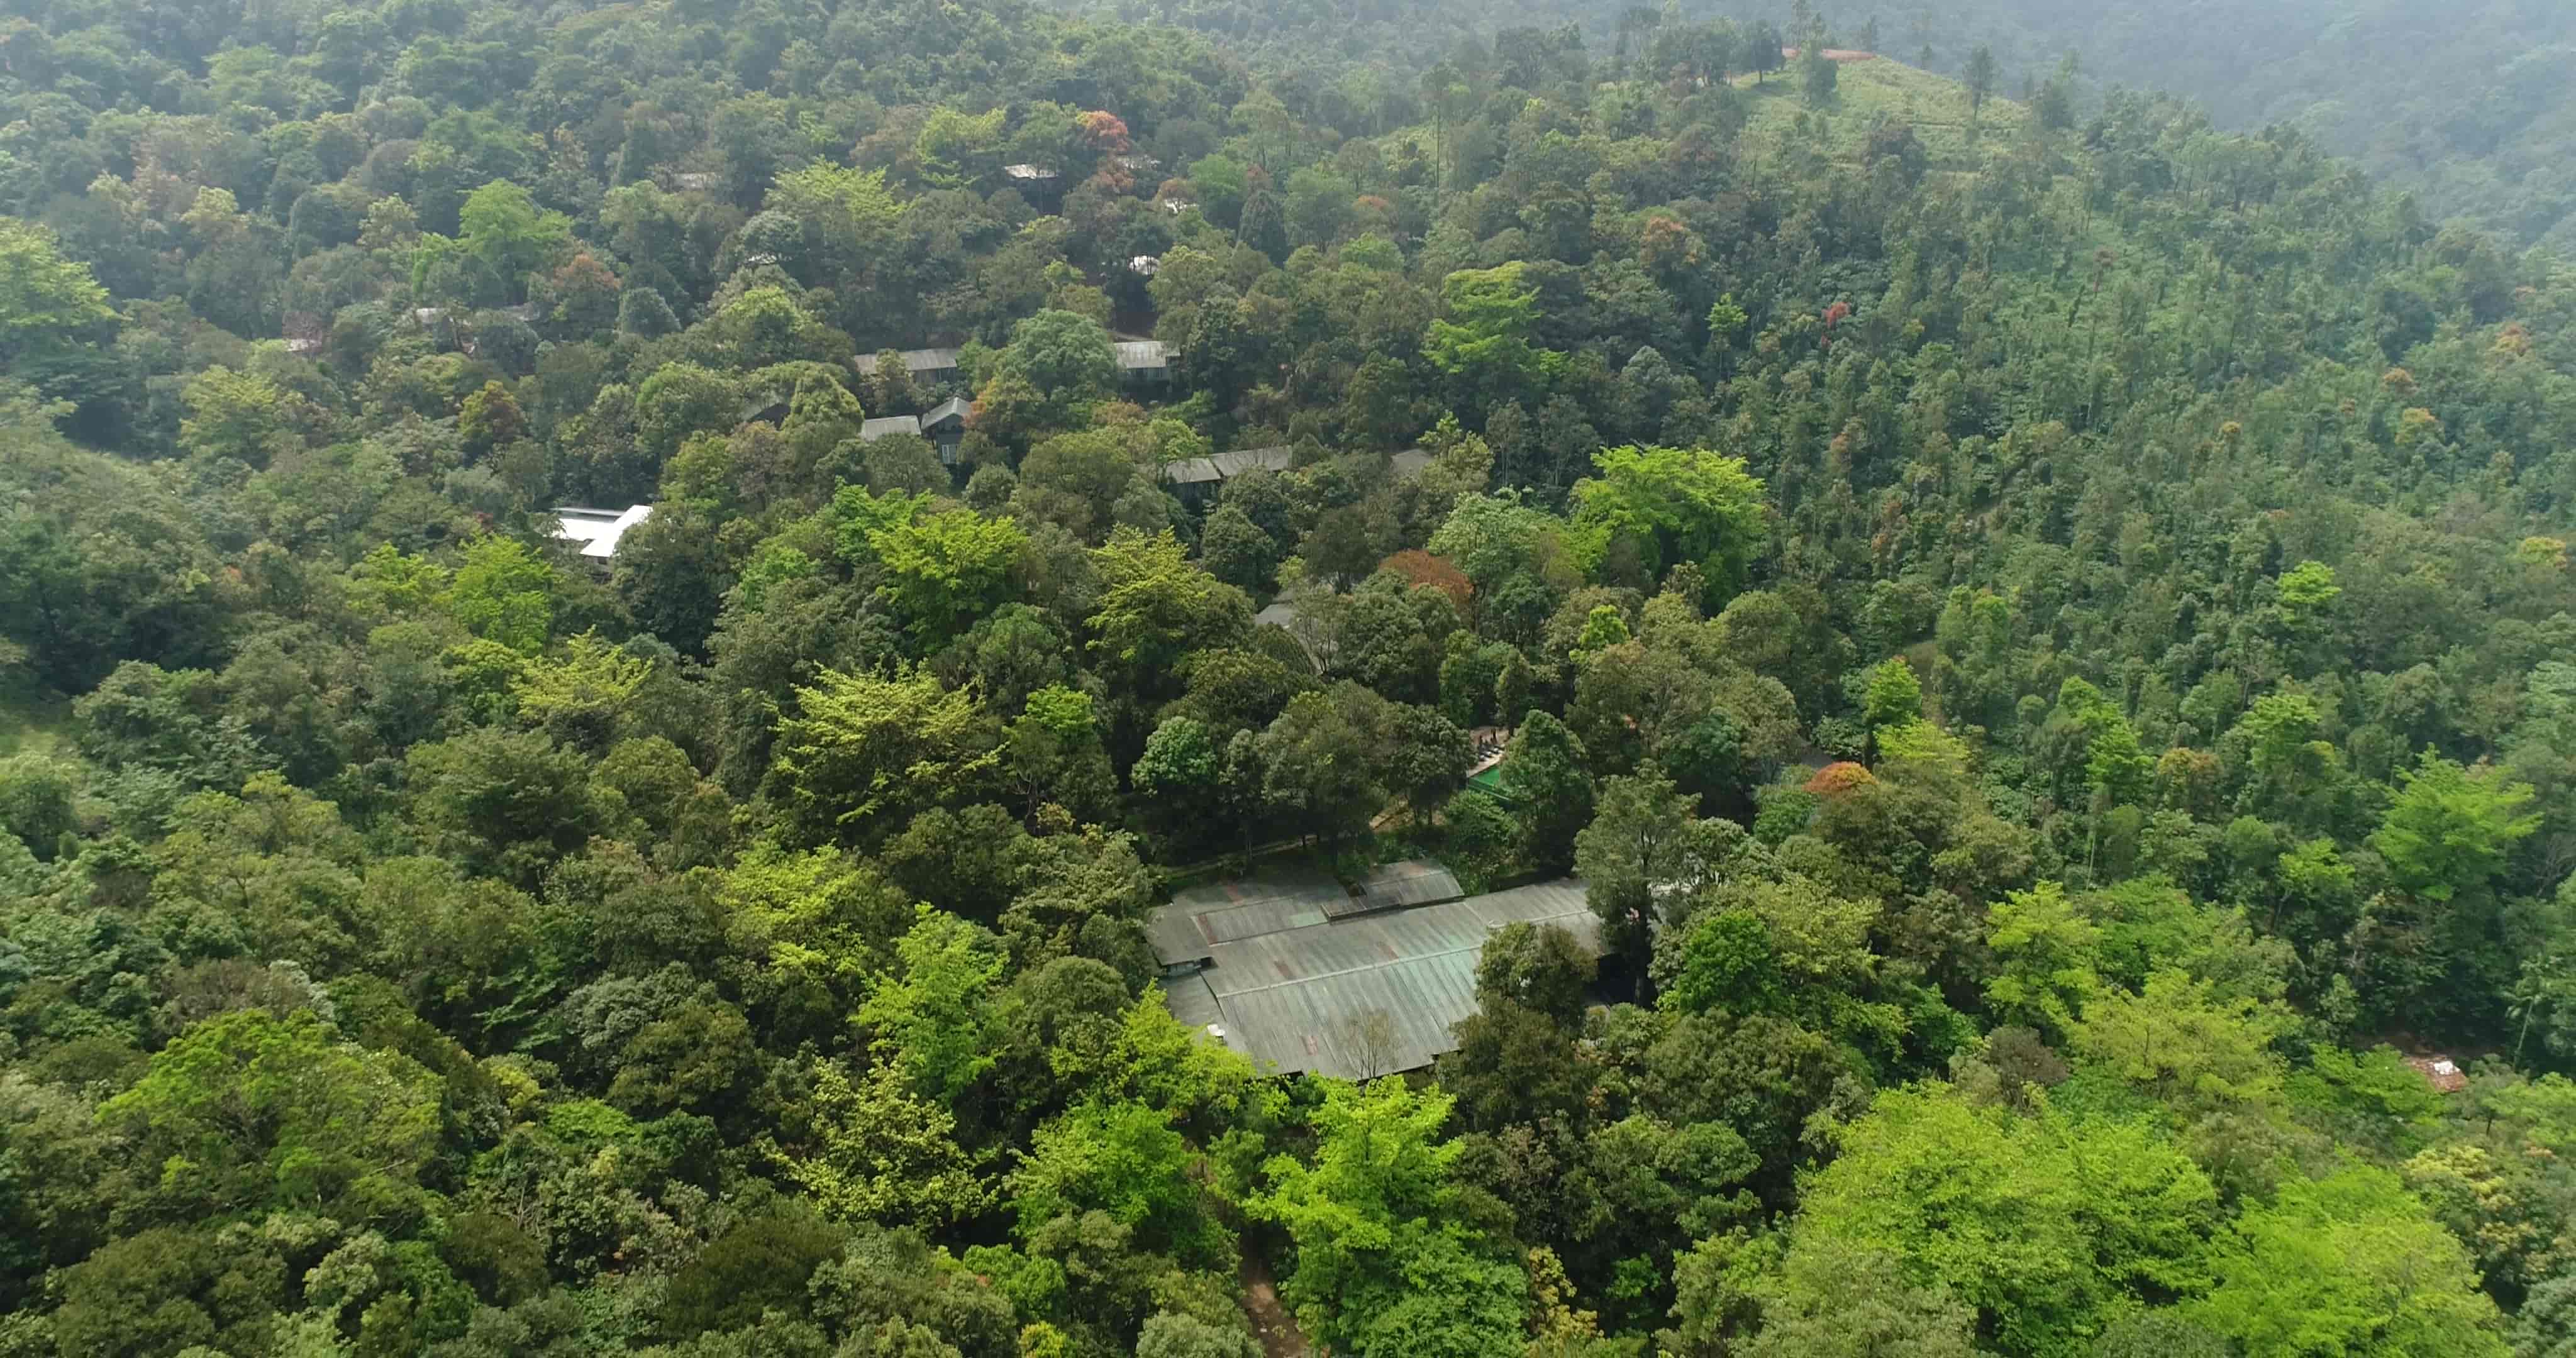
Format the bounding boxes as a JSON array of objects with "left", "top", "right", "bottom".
[
  {"left": 1861, "top": 658, "right": 1923, "bottom": 730},
  {"left": 1984, "top": 881, "right": 2101, "bottom": 1034},
  {"left": 2070, "top": 969, "right": 2289, "bottom": 1113},
  {"left": 870, "top": 509, "right": 1028, "bottom": 641},
  {"left": 178, "top": 365, "right": 294, "bottom": 467},
  {"left": 1568, "top": 604, "right": 1629, "bottom": 665},
  {"left": 1426, "top": 262, "right": 1560, "bottom": 392},
  {"left": 1006, "top": 683, "right": 1113, "bottom": 820},
  {"left": 2371, "top": 750, "right": 2540, "bottom": 902},
  {"left": 100, "top": 1008, "right": 443, "bottom": 1217},
  {"left": 1085, "top": 527, "right": 1252, "bottom": 688},
  {"left": 1748, "top": 1238, "right": 1979, "bottom": 1358},
  {"left": 511, "top": 631, "right": 652, "bottom": 749},
  {"left": 995, "top": 309, "right": 1116, "bottom": 409},
  {"left": 833, "top": 482, "right": 930, "bottom": 562},
  {"left": 1567, "top": 444, "right": 1770, "bottom": 598},
  {"left": 1875, "top": 719, "right": 1972, "bottom": 781},
  {"left": 348, "top": 543, "right": 452, "bottom": 617},
  {"left": 2050, "top": 676, "right": 2153, "bottom": 805},
  {"left": 1008, "top": 1100, "right": 1226, "bottom": 1264},
  {"left": 457, "top": 179, "right": 570, "bottom": 284},
  {"left": 443, "top": 536, "right": 557, "bottom": 654},
  {"left": 772, "top": 1061, "right": 991, "bottom": 1228},
  {"left": 1135, "top": 1312, "right": 1263, "bottom": 1358},
  {"left": 1132, "top": 717, "right": 1219, "bottom": 803},
  {"left": 2188, "top": 1166, "right": 2508, "bottom": 1357},
  {"left": 717, "top": 839, "right": 913, "bottom": 1025},
  {"left": 2231, "top": 693, "right": 2339, "bottom": 807},
  {"left": 1248, "top": 1079, "right": 1527, "bottom": 1358},
  {"left": 769, "top": 666, "right": 1002, "bottom": 844},
  {"left": 914, "top": 107, "right": 1009, "bottom": 187},
  {"left": 858, "top": 905, "right": 1008, "bottom": 1101},
  {"left": 2272, "top": 560, "right": 2341, "bottom": 628},
  {"left": 769, "top": 162, "right": 905, "bottom": 229},
  {"left": 1784, "top": 1083, "right": 2216, "bottom": 1358},
  {"left": 0, "top": 216, "right": 113, "bottom": 336}
]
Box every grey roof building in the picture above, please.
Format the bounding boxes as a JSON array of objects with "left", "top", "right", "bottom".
[
  {"left": 859, "top": 415, "right": 922, "bottom": 441},
  {"left": 1162, "top": 444, "right": 1291, "bottom": 502},
  {"left": 921, "top": 397, "right": 972, "bottom": 464},
  {"left": 1114, "top": 339, "right": 1171, "bottom": 384},
  {"left": 1209, "top": 446, "right": 1292, "bottom": 478},
  {"left": 852, "top": 348, "right": 964, "bottom": 383},
  {"left": 1153, "top": 871, "right": 1596, "bottom": 1079}
]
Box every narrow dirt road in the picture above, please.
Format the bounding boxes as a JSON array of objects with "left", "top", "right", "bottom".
[{"left": 1238, "top": 1243, "right": 1312, "bottom": 1358}]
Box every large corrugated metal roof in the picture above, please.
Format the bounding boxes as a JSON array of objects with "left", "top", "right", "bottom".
[
  {"left": 1114, "top": 340, "right": 1169, "bottom": 370},
  {"left": 1162, "top": 878, "right": 1595, "bottom": 1079},
  {"left": 1150, "top": 868, "right": 1350, "bottom": 964},
  {"left": 858, "top": 415, "right": 921, "bottom": 440},
  {"left": 1165, "top": 971, "right": 1226, "bottom": 1033}
]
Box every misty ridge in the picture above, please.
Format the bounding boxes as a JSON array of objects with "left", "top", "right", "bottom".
[{"left": 1059, "top": 0, "right": 2576, "bottom": 248}]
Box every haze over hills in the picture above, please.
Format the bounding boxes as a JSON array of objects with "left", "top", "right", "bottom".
[{"left": 1058, "top": 0, "right": 2576, "bottom": 249}]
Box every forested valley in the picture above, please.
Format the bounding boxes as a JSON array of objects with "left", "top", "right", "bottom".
[{"left": 3, "top": 0, "right": 2576, "bottom": 1354}]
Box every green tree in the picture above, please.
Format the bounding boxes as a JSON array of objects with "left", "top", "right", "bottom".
[
  {"left": 457, "top": 179, "right": 570, "bottom": 296},
  {"left": 178, "top": 365, "right": 296, "bottom": 468},
  {"left": 1965, "top": 46, "right": 1998, "bottom": 120},
  {"left": 1568, "top": 445, "right": 1770, "bottom": 601},
  {"left": 1506, "top": 711, "right": 1594, "bottom": 873},
  {"left": 2188, "top": 1166, "right": 2508, "bottom": 1357},
  {"left": 857, "top": 905, "right": 1008, "bottom": 1103},
  {"left": 769, "top": 162, "right": 905, "bottom": 231},
  {"left": 99, "top": 1008, "right": 443, "bottom": 1218},
  {"left": 770, "top": 667, "right": 1003, "bottom": 846},
  {"left": 1426, "top": 262, "right": 1560, "bottom": 406},
  {"left": 873, "top": 509, "right": 1030, "bottom": 642},
  {"left": 2069, "top": 969, "right": 2289, "bottom": 1114},
  {"left": 444, "top": 535, "right": 557, "bottom": 654},
  {"left": 0, "top": 218, "right": 114, "bottom": 401},
  {"left": 2371, "top": 751, "right": 2540, "bottom": 902},
  {"left": 1248, "top": 1079, "right": 1527, "bottom": 1358},
  {"left": 773, "top": 1060, "right": 992, "bottom": 1228},
  {"left": 1009, "top": 1100, "right": 1226, "bottom": 1264},
  {"left": 1008, "top": 682, "right": 1115, "bottom": 822},
  {"left": 1784, "top": 1083, "right": 2216, "bottom": 1358},
  {"left": 1085, "top": 528, "right": 1253, "bottom": 700},
  {"left": 1257, "top": 684, "right": 1394, "bottom": 846},
  {"left": 1862, "top": 658, "right": 1923, "bottom": 731},
  {"left": 1984, "top": 881, "right": 2102, "bottom": 1035},
  {"left": 992, "top": 309, "right": 1117, "bottom": 423},
  {"left": 403, "top": 727, "right": 604, "bottom": 886}
]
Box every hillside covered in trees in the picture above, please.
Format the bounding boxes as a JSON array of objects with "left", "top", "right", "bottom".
[
  {"left": 5, "top": 0, "right": 2576, "bottom": 1354},
  {"left": 1044, "top": 0, "right": 2576, "bottom": 251}
]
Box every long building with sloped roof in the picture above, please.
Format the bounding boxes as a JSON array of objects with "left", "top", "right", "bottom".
[{"left": 1152, "top": 868, "right": 1596, "bottom": 1079}]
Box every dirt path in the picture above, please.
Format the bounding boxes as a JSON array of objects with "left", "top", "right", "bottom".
[{"left": 1238, "top": 1242, "right": 1313, "bottom": 1358}]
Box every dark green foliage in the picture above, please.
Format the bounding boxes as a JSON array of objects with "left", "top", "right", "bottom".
[{"left": 1, "top": 1, "right": 2572, "bottom": 1355}]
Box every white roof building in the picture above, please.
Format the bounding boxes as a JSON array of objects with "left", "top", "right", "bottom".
[{"left": 555, "top": 505, "right": 653, "bottom": 561}]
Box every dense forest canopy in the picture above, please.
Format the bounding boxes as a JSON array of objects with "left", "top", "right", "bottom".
[{"left": 4, "top": 0, "right": 2576, "bottom": 1354}]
